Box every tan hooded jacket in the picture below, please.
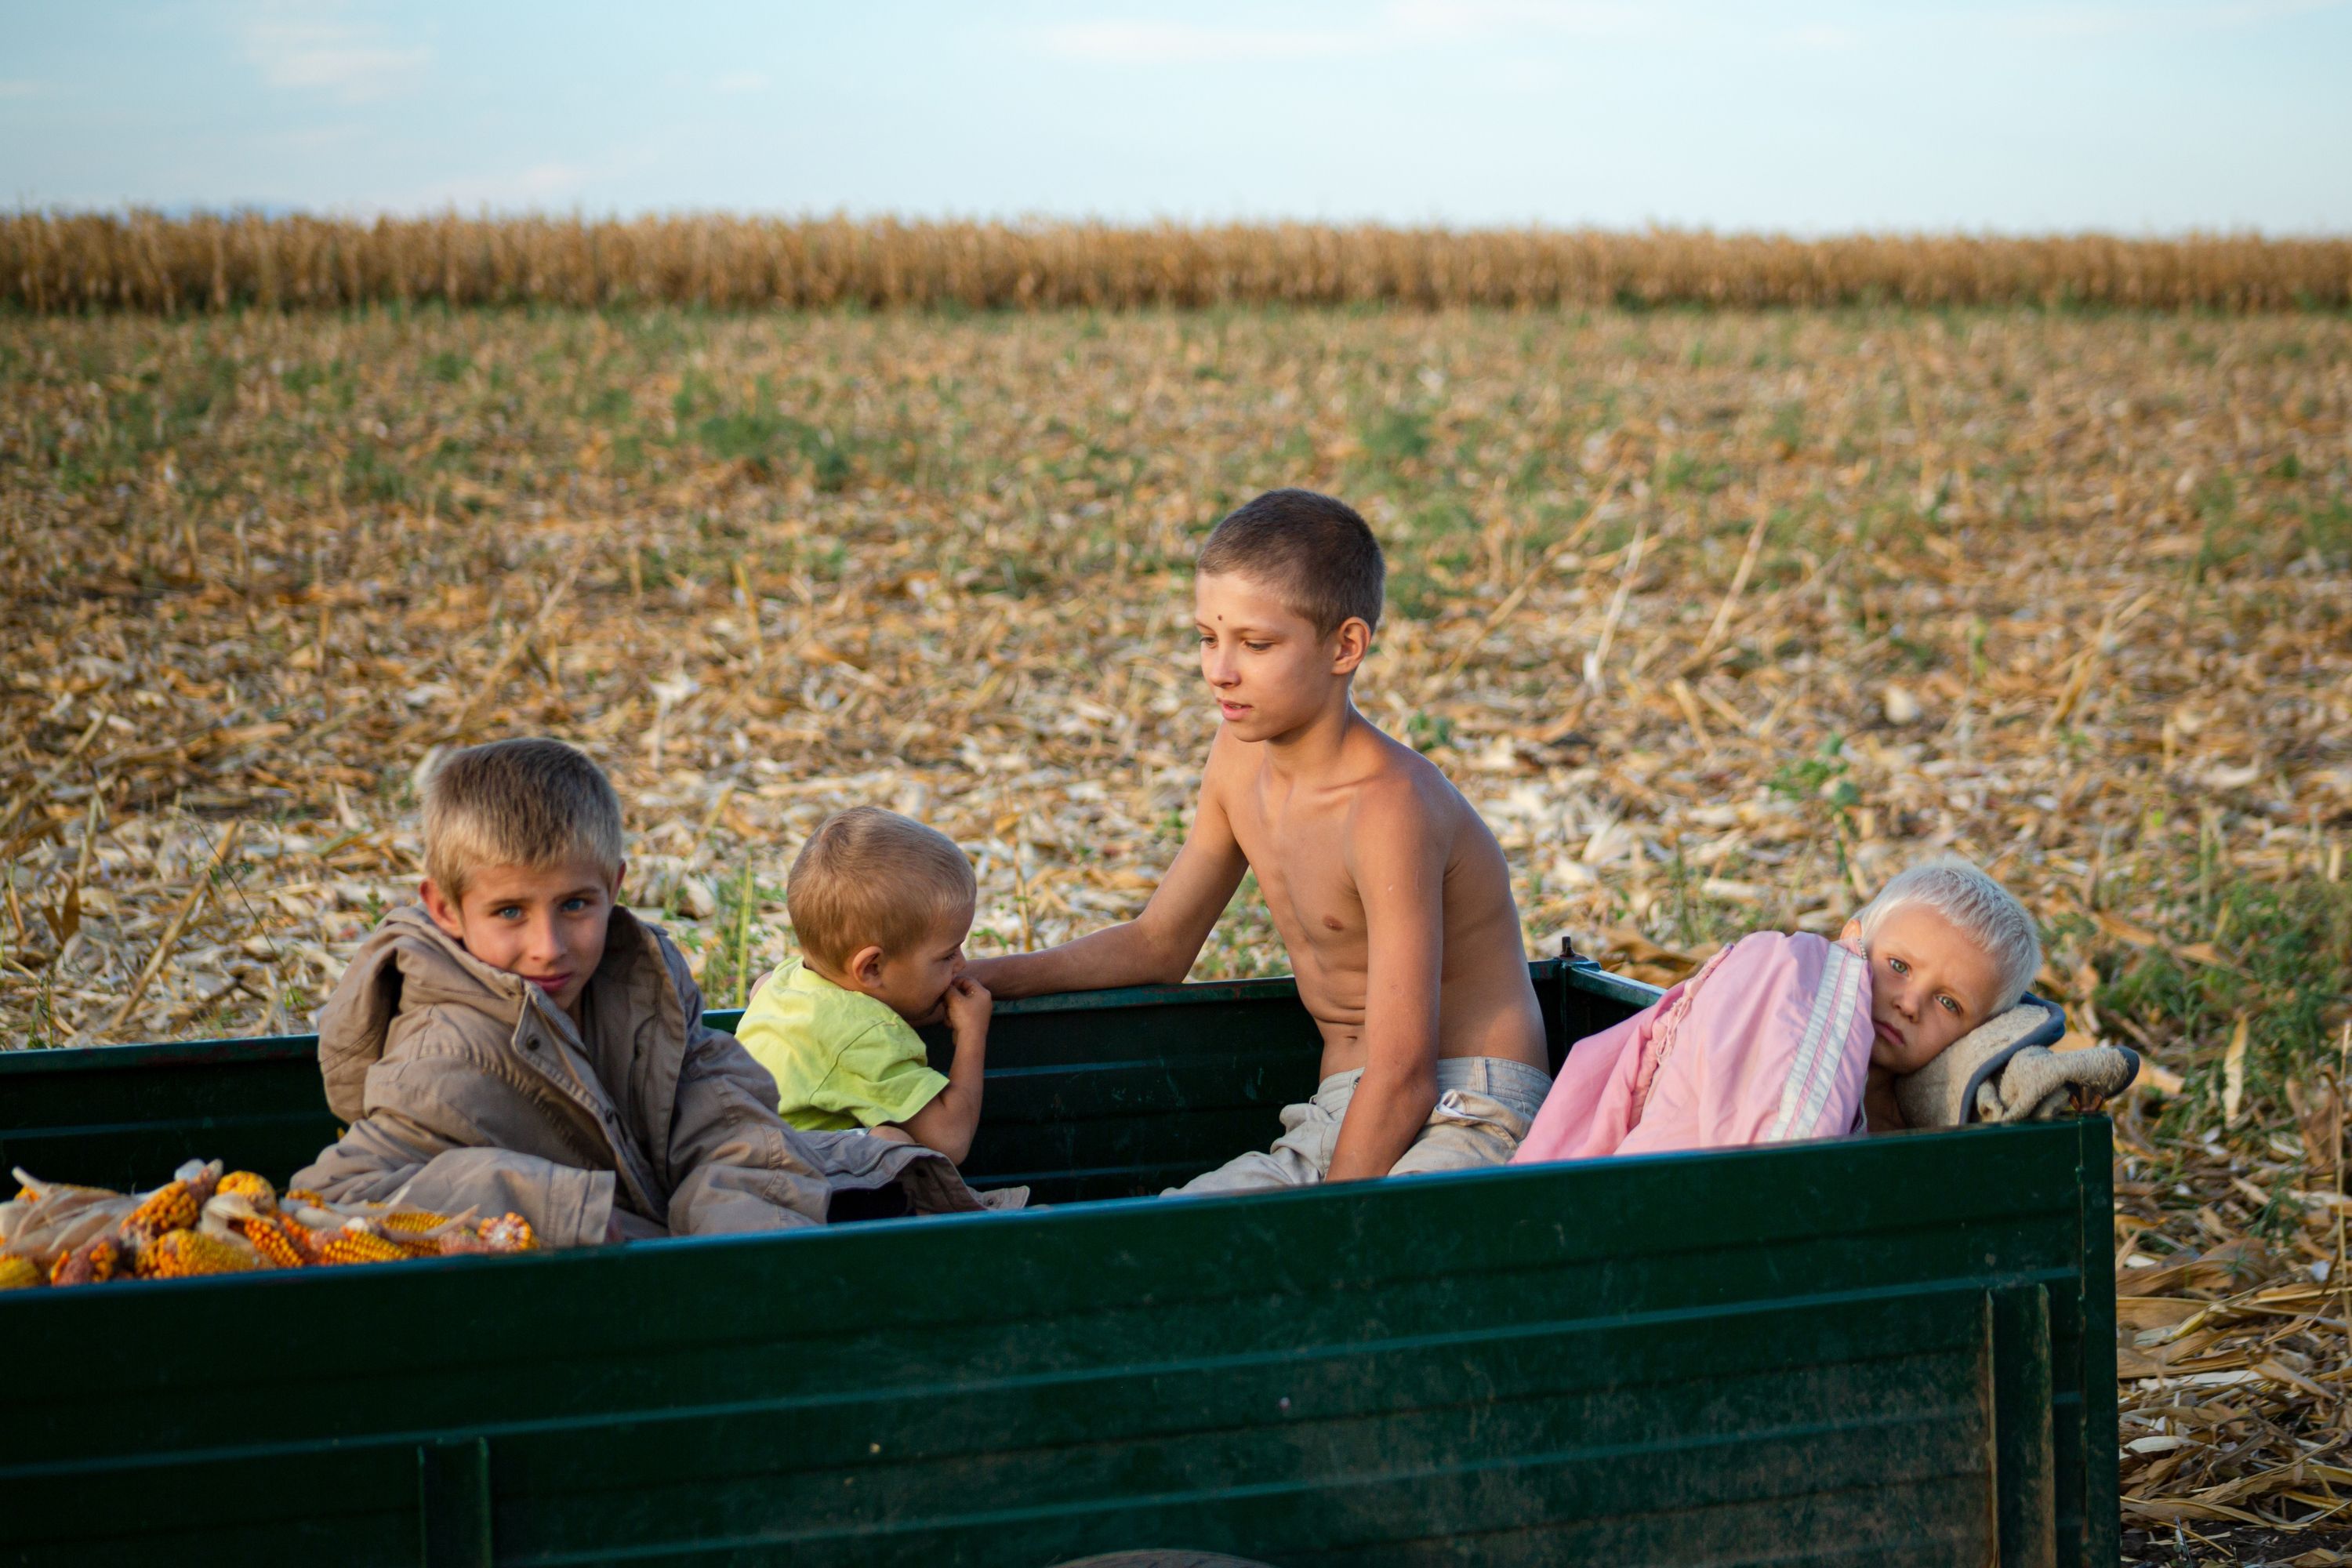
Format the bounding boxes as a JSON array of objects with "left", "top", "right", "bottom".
[{"left": 290, "top": 904, "right": 1018, "bottom": 1246}]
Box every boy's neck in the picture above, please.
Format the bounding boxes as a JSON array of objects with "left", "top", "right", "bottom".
[
  {"left": 802, "top": 953, "right": 869, "bottom": 997},
  {"left": 1863, "top": 1063, "right": 1905, "bottom": 1132},
  {"left": 1259, "top": 689, "right": 1364, "bottom": 780}
]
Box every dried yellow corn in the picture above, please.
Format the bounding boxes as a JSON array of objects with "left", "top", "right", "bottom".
[
  {"left": 379, "top": 1209, "right": 457, "bottom": 1233},
  {"left": 145, "top": 1229, "right": 257, "bottom": 1278},
  {"left": 0, "top": 1253, "right": 40, "bottom": 1290},
  {"left": 121, "top": 1179, "right": 198, "bottom": 1243},
  {"left": 231, "top": 1215, "right": 310, "bottom": 1269},
  {"left": 318, "top": 1229, "right": 408, "bottom": 1266},
  {"left": 216, "top": 1171, "right": 276, "bottom": 1213},
  {"left": 49, "top": 1236, "right": 120, "bottom": 1286},
  {"left": 224, "top": 1222, "right": 306, "bottom": 1269},
  {"left": 282, "top": 1189, "right": 325, "bottom": 1208},
  {"left": 478, "top": 1213, "right": 537, "bottom": 1253}
]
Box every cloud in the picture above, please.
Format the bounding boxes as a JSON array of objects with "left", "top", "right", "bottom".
[
  {"left": 414, "top": 161, "right": 597, "bottom": 211},
  {"left": 1036, "top": 20, "right": 1380, "bottom": 63},
  {"left": 1037, "top": 1, "right": 1654, "bottom": 62},
  {"left": 0, "top": 80, "right": 49, "bottom": 100},
  {"left": 242, "top": 5, "right": 429, "bottom": 102},
  {"left": 1998, "top": 0, "right": 2345, "bottom": 38},
  {"left": 1784, "top": 22, "right": 1860, "bottom": 49},
  {"left": 1384, "top": 0, "right": 1651, "bottom": 38}
]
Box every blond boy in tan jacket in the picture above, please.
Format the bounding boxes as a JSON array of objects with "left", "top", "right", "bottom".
[{"left": 291, "top": 739, "right": 1012, "bottom": 1245}]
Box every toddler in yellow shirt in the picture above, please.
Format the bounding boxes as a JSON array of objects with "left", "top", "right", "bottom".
[{"left": 736, "top": 808, "right": 991, "bottom": 1165}]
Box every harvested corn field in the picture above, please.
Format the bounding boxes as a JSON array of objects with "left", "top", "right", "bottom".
[{"left": 2, "top": 302, "right": 2349, "bottom": 1540}]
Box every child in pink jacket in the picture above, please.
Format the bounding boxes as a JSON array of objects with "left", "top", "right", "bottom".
[{"left": 1513, "top": 856, "right": 2041, "bottom": 1163}]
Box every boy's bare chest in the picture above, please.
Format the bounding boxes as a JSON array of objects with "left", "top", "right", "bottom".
[{"left": 1226, "top": 791, "right": 1365, "bottom": 955}]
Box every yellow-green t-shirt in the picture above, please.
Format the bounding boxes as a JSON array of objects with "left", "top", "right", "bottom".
[{"left": 735, "top": 957, "right": 948, "bottom": 1132}]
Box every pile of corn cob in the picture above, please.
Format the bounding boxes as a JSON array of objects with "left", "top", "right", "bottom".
[{"left": 0, "top": 1160, "right": 536, "bottom": 1288}]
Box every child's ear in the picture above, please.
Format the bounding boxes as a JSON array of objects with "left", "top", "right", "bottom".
[
  {"left": 1330, "top": 615, "right": 1371, "bottom": 675},
  {"left": 608, "top": 858, "right": 626, "bottom": 903},
  {"left": 848, "top": 944, "right": 887, "bottom": 989},
  {"left": 1839, "top": 916, "right": 1864, "bottom": 946},
  {"left": 420, "top": 878, "right": 466, "bottom": 940}
]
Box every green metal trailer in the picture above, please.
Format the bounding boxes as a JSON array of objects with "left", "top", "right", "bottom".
[{"left": 0, "top": 955, "right": 2118, "bottom": 1566}]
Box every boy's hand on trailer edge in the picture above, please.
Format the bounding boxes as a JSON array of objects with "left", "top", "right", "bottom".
[{"left": 962, "top": 777, "right": 1245, "bottom": 1000}]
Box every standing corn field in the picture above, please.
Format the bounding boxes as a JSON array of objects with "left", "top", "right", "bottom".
[{"left": 4, "top": 212, "right": 2350, "bottom": 314}]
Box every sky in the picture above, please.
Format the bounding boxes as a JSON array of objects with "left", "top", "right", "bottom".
[{"left": 4, "top": 1, "right": 2348, "bottom": 234}]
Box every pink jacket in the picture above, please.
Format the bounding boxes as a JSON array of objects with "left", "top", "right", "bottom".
[{"left": 1512, "top": 931, "right": 1875, "bottom": 1164}]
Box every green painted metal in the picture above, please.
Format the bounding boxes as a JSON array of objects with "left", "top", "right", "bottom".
[
  {"left": 420, "top": 1437, "right": 495, "bottom": 1568},
  {"left": 1991, "top": 1286, "right": 2060, "bottom": 1568},
  {"left": 0, "top": 958, "right": 2120, "bottom": 1566}
]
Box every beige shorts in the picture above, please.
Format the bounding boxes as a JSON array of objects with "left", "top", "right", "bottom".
[{"left": 1165, "top": 1056, "right": 1553, "bottom": 1197}]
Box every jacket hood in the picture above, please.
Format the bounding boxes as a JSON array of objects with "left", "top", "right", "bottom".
[{"left": 315, "top": 902, "right": 667, "bottom": 1124}]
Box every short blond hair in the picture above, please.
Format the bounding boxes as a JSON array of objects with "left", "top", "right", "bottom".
[
  {"left": 787, "top": 808, "right": 976, "bottom": 969},
  {"left": 422, "top": 738, "right": 625, "bottom": 902}
]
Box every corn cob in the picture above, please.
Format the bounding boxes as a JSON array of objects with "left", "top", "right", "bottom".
[
  {"left": 477, "top": 1213, "right": 537, "bottom": 1253},
  {"left": 120, "top": 1179, "right": 199, "bottom": 1244},
  {"left": 0, "top": 1252, "right": 40, "bottom": 1290},
  {"left": 180, "top": 1163, "right": 222, "bottom": 1207},
  {"left": 318, "top": 1229, "right": 409, "bottom": 1266},
  {"left": 379, "top": 1209, "right": 457, "bottom": 1233},
  {"left": 49, "top": 1236, "right": 120, "bottom": 1286},
  {"left": 230, "top": 1214, "right": 310, "bottom": 1269},
  {"left": 145, "top": 1228, "right": 257, "bottom": 1278},
  {"left": 216, "top": 1171, "right": 276, "bottom": 1214}
]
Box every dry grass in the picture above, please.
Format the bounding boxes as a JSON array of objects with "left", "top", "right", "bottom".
[
  {"left": 2, "top": 303, "right": 2349, "bottom": 1539},
  {"left": 6, "top": 212, "right": 2350, "bottom": 313}
]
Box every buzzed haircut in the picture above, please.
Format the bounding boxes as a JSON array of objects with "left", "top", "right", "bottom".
[
  {"left": 786, "top": 808, "right": 978, "bottom": 971},
  {"left": 422, "top": 737, "right": 626, "bottom": 902},
  {"left": 1197, "top": 488, "right": 1385, "bottom": 637}
]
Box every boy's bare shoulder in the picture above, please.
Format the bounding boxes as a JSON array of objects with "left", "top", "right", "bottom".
[
  {"left": 1340, "top": 726, "right": 1463, "bottom": 839},
  {"left": 1199, "top": 723, "right": 1260, "bottom": 804}
]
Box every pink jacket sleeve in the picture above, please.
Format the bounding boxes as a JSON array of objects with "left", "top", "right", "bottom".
[
  {"left": 1617, "top": 931, "right": 1872, "bottom": 1154},
  {"left": 1515, "top": 931, "right": 1875, "bottom": 1164},
  {"left": 1512, "top": 987, "right": 1672, "bottom": 1164}
]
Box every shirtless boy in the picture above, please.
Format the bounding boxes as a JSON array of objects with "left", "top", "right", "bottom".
[{"left": 965, "top": 488, "right": 1553, "bottom": 1191}]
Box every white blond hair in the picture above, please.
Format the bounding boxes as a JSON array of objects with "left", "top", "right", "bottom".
[{"left": 1857, "top": 855, "right": 2042, "bottom": 1012}]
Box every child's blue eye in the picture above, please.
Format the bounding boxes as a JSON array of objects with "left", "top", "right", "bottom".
[
  {"left": 562, "top": 898, "right": 588, "bottom": 913},
  {"left": 495, "top": 906, "right": 523, "bottom": 920},
  {"left": 1939, "top": 996, "right": 1960, "bottom": 1014}
]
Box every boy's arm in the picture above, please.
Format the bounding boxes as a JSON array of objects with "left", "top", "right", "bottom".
[
  {"left": 1324, "top": 781, "right": 1450, "bottom": 1183},
  {"left": 890, "top": 976, "right": 989, "bottom": 1163},
  {"left": 666, "top": 1024, "right": 839, "bottom": 1232},
  {"left": 289, "top": 1043, "right": 622, "bottom": 1246},
  {"left": 662, "top": 952, "right": 838, "bottom": 1235},
  {"left": 964, "top": 761, "right": 1247, "bottom": 999}
]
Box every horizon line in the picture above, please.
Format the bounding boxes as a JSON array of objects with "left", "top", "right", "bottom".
[{"left": 14, "top": 207, "right": 2352, "bottom": 244}]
